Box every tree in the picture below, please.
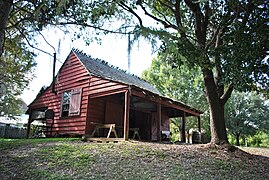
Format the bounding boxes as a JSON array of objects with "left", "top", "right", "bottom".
[
  {"left": 142, "top": 56, "right": 205, "bottom": 109},
  {"left": 225, "top": 92, "right": 269, "bottom": 146},
  {"left": 0, "top": 0, "right": 74, "bottom": 113},
  {"left": 1, "top": 0, "right": 268, "bottom": 145},
  {"left": 142, "top": 55, "right": 211, "bottom": 141},
  {"left": 0, "top": 35, "right": 36, "bottom": 116}
]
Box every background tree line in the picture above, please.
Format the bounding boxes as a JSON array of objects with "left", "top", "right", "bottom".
[{"left": 143, "top": 55, "right": 269, "bottom": 147}]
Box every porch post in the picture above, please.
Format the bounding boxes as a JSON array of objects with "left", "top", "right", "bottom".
[
  {"left": 197, "top": 116, "right": 201, "bottom": 133},
  {"left": 123, "top": 90, "right": 130, "bottom": 140},
  {"left": 157, "top": 103, "right": 161, "bottom": 142},
  {"left": 180, "top": 111, "right": 186, "bottom": 143},
  {"left": 26, "top": 109, "right": 32, "bottom": 139}
]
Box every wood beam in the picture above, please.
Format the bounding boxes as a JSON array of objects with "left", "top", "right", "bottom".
[
  {"left": 157, "top": 103, "right": 161, "bottom": 142},
  {"left": 26, "top": 109, "right": 32, "bottom": 139},
  {"left": 198, "top": 116, "right": 201, "bottom": 133},
  {"left": 180, "top": 111, "right": 186, "bottom": 143},
  {"left": 89, "top": 88, "right": 128, "bottom": 98},
  {"left": 123, "top": 90, "right": 130, "bottom": 140},
  {"left": 131, "top": 89, "right": 201, "bottom": 116}
]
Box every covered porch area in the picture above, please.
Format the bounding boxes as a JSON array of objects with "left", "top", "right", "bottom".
[{"left": 85, "top": 86, "right": 202, "bottom": 142}]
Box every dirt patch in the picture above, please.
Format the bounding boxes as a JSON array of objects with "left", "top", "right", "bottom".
[{"left": 239, "top": 147, "right": 269, "bottom": 157}]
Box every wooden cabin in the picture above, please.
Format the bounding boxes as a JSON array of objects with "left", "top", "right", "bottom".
[{"left": 26, "top": 49, "right": 202, "bottom": 142}]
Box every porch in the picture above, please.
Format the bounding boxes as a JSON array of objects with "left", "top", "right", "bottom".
[{"left": 85, "top": 86, "right": 202, "bottom": 142}]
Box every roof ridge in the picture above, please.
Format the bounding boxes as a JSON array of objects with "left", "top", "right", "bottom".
[{"left": 72, "top": 49, "right": 150, "bottom": 84}]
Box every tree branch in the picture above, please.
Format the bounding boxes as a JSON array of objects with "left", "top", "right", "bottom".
[
  {"left": 205, "top": 27, "right": 222, "bottom": 50},
  {"left": 118, "top": 2, "right": 143, "bottom": 27},
  {"left": 57, "top": 21, "right": 136, "bottom": 35},
  {"left": 38, "top": 31, "right": 56, "bottom": 52},
  {"left": 202, "top": 2, "right": 210, "bottom": 43},
  {"left": 0, "top": 0, "right": 13, "bottom": 57},
  {"left": 139, "top": 2, "right": 178, "bottom": 30},
  {"left": 151, "top": 3, "right": 178, "bottom": 30},
  {"left": 221, "top": 83, "right": 234, "bottom": 104},
  {"left": 241, "top": 0, "right": 254, "bottom": 26},
  {"left": 184, "top": 0, "right": 205, "bottom": 46},
  {"left": 157, "top": 0, "right": 175, "bottom": 13},
  {"left": 9, "top": 21, "right": 63, "bottom": 62},
  {"left": 174, "top": 0, "right": 187, "bottom": 37}
]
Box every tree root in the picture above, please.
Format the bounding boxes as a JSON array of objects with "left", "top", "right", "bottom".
[{"left": 205, "top": 142, "right": 238, "bottom": 152}]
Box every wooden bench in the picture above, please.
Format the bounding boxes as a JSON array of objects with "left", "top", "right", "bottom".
[
  {"left": 129, "top": 128, "right": 141, "bottom": 140},
  {"left": 90, "top": 122, "right": 118, "bottom": 138}
]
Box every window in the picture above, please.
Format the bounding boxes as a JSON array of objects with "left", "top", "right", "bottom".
[
  {"left": 61, "top": 91, "right": 71, "bottom": 117},
  {"left": 61, "top": 88, "right": 82, "bottom": 117}
]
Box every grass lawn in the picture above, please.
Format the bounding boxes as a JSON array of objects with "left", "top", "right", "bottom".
[{"left": 0, "top": 138, "right": 268, "bottom": 179}]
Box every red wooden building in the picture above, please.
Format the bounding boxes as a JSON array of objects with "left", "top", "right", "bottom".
[{"left": 26, "top": 49, "right": 202, "bottom": 142}]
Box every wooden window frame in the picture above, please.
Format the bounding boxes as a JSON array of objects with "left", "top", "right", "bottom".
[{"left": 60, "top": 88, "right": 82, "bottom": 117}]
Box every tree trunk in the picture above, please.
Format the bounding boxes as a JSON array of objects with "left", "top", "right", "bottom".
[
  {"left": 0, "top": 0, "right": 13, "bottom": 57},
  {"left": 203, "top": 68, "right": 229, "bottom": 145},
  {"left": 236, "top": 134, "right": 240, "bottom": 146}
]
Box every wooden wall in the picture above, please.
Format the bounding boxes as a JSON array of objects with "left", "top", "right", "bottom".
[
  {"left": 28, "top": 52, "right": 90, "bottom": 135},
  {"left": 89, "top": 76, "right": 128, "bottom": 98}
]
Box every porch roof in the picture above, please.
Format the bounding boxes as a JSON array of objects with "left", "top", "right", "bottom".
[{"left": 130, "top": 86, "right": 203, "bottom": 117}]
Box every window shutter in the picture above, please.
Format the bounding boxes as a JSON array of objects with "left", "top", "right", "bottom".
[{"left": 69, "top": 88, "right": 82, "bottom": 116}]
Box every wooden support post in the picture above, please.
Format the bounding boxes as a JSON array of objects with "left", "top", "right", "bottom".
[
  {"left": 123, "top": 90, "right": 130, "bottom": 140},
  {"left": 180, "top": 111, "right": 186, "bottom": 143},
  {"left": 157, "top": 103, "right": 161, "bottom": 142},
  {"left": 26, "top": 110, "right": 32, "bottom": 139},
  {"left": 198, "top": 116, "right": 201, "bottom": 133}
]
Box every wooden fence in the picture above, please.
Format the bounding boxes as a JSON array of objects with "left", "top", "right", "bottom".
[{"left": 0, "top": 125, "right": 27, "bottom": 138}]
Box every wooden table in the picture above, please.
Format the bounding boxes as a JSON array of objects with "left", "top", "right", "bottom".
[{"left": 90, "top": 122, "right": 118, "bottom": 138}]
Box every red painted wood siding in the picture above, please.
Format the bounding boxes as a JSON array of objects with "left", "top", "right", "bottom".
[
  {"left": 89, "top": 76, "right": 128, "bottom": 98},
  {"left": 29, "top": 52, "right": 90, "bottom": 135}
]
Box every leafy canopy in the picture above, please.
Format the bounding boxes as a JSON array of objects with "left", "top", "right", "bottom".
[{"left": 50, "top": 0, "right": 268, "bottom": 95}]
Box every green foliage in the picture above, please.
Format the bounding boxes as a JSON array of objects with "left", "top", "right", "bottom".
[
  {"left": 225, "top": 92, "right": 269, "bottom": 146},
  {"left": 0, "top": 36, "right": 36, "bottom": 116},
  {"left": 248, "top": 131, "right": 269, "bottom": 147},
  {"left": 228, "top": 131, "right": 269, "bottom": 147},
  {"left": 142, "top": 55, "right": 210, "bottom": 138},
  {"left": 142, "top": 55, "right": 206, "bottom": 111}
]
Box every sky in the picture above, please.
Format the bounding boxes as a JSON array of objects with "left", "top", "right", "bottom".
[{"left": 20, "top": 29, "right": 157, "bottom": 105}]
